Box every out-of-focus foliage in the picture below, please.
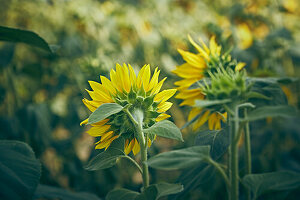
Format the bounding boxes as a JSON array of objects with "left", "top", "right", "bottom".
[{"left": 0, "top": 0, "right": 299, "bottom": 199}]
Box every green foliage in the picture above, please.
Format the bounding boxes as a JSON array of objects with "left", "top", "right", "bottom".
[
  {"left": 144, "top": 120, "right": 183, "bottom": 141},
  {"left": 242, "top": 171, "right": 300, "bottom": 199},
  {"left": 0, "top": 26, "right": 52, "bottom": 53},
  {"left": 195, "top": 99, "right": 231, "bottom": 108},
  {"left": 107, "top": 183, "right": 183, "bottom": 200},
  {"left": 245, "top": 105, "right": 297, "bottom": 121},
  {"left": 85, "top": 137, "right": 125, "bottom": 170},
  {"left": 0, "top": 140, "right": 41, "bottom": 200},
  {"left": 34, "top": 184, "right": 101, "bottom": 200},
  {"left": 88, "top": 103, "right": 124, "bottom": 124},
  {"left": 147, "top": 146, "right": 210, "bottom": 170}
]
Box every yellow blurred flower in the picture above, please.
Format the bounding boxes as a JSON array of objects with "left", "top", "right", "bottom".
[
  {"left": 236, "top": 23, "right": 253, "bottom": 49},
  {"left": 173, "top": 35, "right": 245, "bottom": 130},
  {"left": 81, "top": 64, "right": 176, "bottom": 155}
]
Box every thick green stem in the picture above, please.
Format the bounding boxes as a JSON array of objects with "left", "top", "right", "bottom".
[
  {"left": 230, "top": 105, "right": 239, "bottom": 200},
  {"left": 244, "top": 109, "right": 252, "bottom": 200},
  {"left": 125, "top": 108, "right": 149, "bottom": 188}
]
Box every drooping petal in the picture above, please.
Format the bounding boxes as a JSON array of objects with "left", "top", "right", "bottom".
[
  {"left": 132, "top": 138, "right": 140, "bottom": 155},
  {"left": 95, "top": 135, "right": 118, "bottom": 149},
  {"left": 177, "top": 49, "right": 205, "bottom": 68},
  {"left": 87, "top": 125, "right": 111, "bottom": 137},
  {"left": 125, "top": 139, "right": 135, "bottom": 155}
]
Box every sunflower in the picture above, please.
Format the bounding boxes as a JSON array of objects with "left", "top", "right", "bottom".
[
  {"left": 173, "top": 35, "right": 245, "bottom": 130},
  {"left": 81, "top": 64, "right": 176, "bottom": 155}
]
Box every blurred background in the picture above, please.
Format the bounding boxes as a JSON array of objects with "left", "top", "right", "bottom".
[{"left": 0, "top": 0, "right": 300, "bottom": 199}]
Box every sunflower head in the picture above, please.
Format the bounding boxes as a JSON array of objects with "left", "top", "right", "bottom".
[
  {"left": 81, "top": 64, "right": 176, "bottom": 155},
  {"left": 201, "top": 67, "right": 248, "bottom": 102},
  {"left": 173, "top": 35, "right": 246, "bottom": 131}
]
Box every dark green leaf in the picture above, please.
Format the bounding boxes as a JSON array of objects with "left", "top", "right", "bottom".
[
  {"left": 195, "top": 127, "right": 230, "bottom": 160},
  {"left": 243, "top": 171, "right": 300, "bottom": 199},
  {"left": 147, "top": 146, "right": 210, "bottom": 170},
  {"left": 144, "top": 120, "right": 183, "bottom": 142},
  {"left": 245, "top": 105, "right": 297, "bottom": 121},
  {"left": 248, "top": 77, "right": 298, "bottom": 85},
  {"left": 0, "top": 26, "right": 52, "bottom": 53},
  {"left": 88, "top": 103, "right": 123, "bottom": 124},
  {"left": 106, "top": 188, "right": 139, "bottom": 200},
  {"left": 195, "top": 99, "right": 231, "bottom": 108},
  {"left": 0, "top": 140, "right": 41, "bottom": 200},
  {"left": 85, "top": 137, "right": 125, "bottom": 170},
  {"left": 136, "top": 183, "right": 183, "bottom": 200},
  {"left": 33, "top": 184, "right": 101, "bottom": 200}
]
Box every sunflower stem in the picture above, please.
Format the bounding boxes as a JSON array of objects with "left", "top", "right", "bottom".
[
  {"left": 244, "top": 108, "right": 252, "bottom": 200},
  {"left": 229, "top": 104, "right": 239, "bottom": 200},
  {"left": 125, "top": 108, "right": 149, "bottom": 189},
  {"left": 124, "top": 155, "right": 143, "bottom": 175}
]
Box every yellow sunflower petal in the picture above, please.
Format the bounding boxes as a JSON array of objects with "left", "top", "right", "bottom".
[
  {"left": 173, "top": 63, "right": 205, "bottom": 79},
  {"left": 156, "top": 113, "right": 171, "bottom": 122},
  {"left": 235, "top": 62, "right": 246, "bottom": 71},
  {"left": 122, "top": 63, "right": 131, "bottom": 92},
  {"left": 157, "top": 102, "right": 173, "bottom": 112},
  {"left": 95, "top": 135, "right": 118, "bottom": 150},
  {"left": 82, "top": 98, "right": 97, "bottom": 112},
  {"left": 125, "top": 139, "right": 135, "bottom": 155},
  {"left": 132, "top": 138, "right": 140, "bottom": 155},
  {"left": 188, "top": 34, "right": 209, "bottom": 60},
  {"left": 100, "top": 76, "right": 116, "bottom": 95},
  {"left": 188, "top": 107, "right": 202, "bottom": 121},
  {"left": 100, "top": 131, "right": 114, "bottom": 141},
  {"left": 154, "top": 89, "right": 177, "bottom": 103},
  {"left": 137, "top": 64, "right": 147, "bottom": 88},
  {"left": 92, "top": 119, "right": 110, "bottom": 127},
  {"left": 147, "top": 138, "right": 152, "bottom": 148},
  {"left": 128, "top": 64, "right": 137, "bottom": 87},
  {"left": 146, "top": 67, "right": 160, "bottom": 92},
  {"left": 193, "top": 110, "right": 210, "bottom": 131},
  {"left": 87, "top": 125, "right": 111, "bottom": 137},
  {"left": 110, "top": 69, "right": 122, "bottom": 92},
  {"left": 151, "top": 77, "right": 167, "bottom": 95},
  {"left": 80, "top": 118, "right": 88, "bottom": 126},
  {"left": 177, "top": 49, "right": 205, "bottom": 68}
]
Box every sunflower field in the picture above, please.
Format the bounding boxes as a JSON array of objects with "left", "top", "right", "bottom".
[{"left": 0, "top": 0, "right": 300, "bottom": 200}]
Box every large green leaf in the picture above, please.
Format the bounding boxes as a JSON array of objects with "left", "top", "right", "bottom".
[
  {"left": 136, "top": 183, "right": 183, "bottom": 200},
  {"left": 144, "top": 120, "right": 183, "bottom": 141},
  {"left": 33, "top": 184, "right": 101, "bottom": 200},
  {"left": 88, "top": 103, "right": 123, "bottom": 124},
  {"left": 194, "top": 127, "right": 230, "bottom": 160},
  {"left": 85, "top": 137, "right": 125, "bottom": 170},
  {"left": 242, "top": 171, "right": 300, "bottom": 199},
  {"left": 106, "top": 183, "right": 183, "bottom": 200},
  {"left": 245, "top": 105, "right": 297, "bottom": 121},
  {"left": 147, "top": 146, "right": 210, "bottom": 170},
  {"left": 0, "top": 140, "right": 41, "bottom": 200},
  {"left": 195, "top": 99, "right": 231, "bottom": 108},
  {"left": 248, "top": 77, "right": 298, "bottom": 85},
  {"left": 0, "top": 26, "right": 52, "bottom": 53}
]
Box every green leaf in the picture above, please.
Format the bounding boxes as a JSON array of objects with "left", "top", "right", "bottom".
[
  {"left": 195, "top": 99, "right": 231, "bottom": 108},
  {"left": 106, "top": 188, "right": 139, "bottom": 200},
  {"left": 136, "top": 183, "right": 183, "bottom": 200},
  {"left": 195, "top": 127, "right": 230, "bottom": 160},
  {"left": 84, "top": 137, "right": 125, "bottom": 170},
  {"left": 246, "top": 91, "right": 272, "bottom": 100},
  {"left": 144, "top": 120, "right": 183, "bottom": 142},
  {"left": 248, "top": 77, "right": 298, "bottom": 85},
  {"left": 0, "top": 26, "right": 52, "bottom": 53},
  {"left": 147, "top": 146, "right": 210, "bottom": 170},
  {"left": 245, "top": 105, "right": 297, "bottom": 121},
  {"left": 34, "top": 184, "right": 101, "bottom": 200},
  {"left": 88, "top": 103, "right": 123, "bottom": 124},
  {"left": 0, "top": 140, "right": 41, "bottom": 200},
  {"left": 242, "top": 171, "right": 300, "bottom": 199}
]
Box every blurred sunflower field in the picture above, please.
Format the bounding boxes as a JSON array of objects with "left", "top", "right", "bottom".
[{"left": 1, "top": 0, "right": 300, "bottom": 199}]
